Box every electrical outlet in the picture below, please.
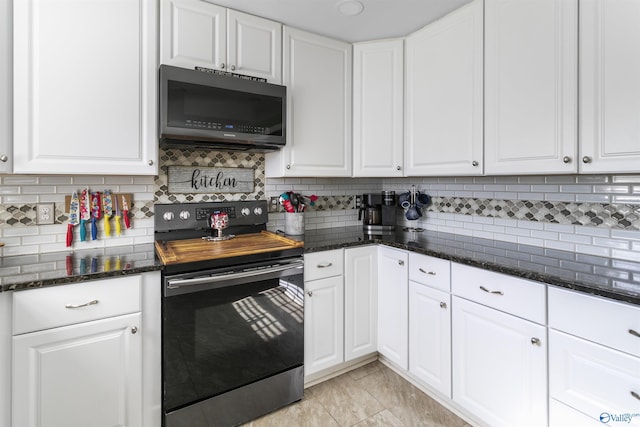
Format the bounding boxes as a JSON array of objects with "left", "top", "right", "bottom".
[
  {"left": 36, "top": 203, "right": 55, "bottom": 225},
  {"left": 268, "top": 196, "right": 280, "bottom": 213}
]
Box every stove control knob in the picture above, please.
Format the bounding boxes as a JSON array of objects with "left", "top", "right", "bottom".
[
  {"left": 163, "top": 211, "right": 175, "bottom": 221},
  {"left": 241, "top": 207, "right": 251, "bottom": 217},
  {"left": 179, "top": 210, "right": 191, "bottom": 220},
  {"left": 254, "top": 207, "right": 263, "bottom": 216}
]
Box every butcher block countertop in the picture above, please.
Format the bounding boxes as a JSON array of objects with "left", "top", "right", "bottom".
[{"left": 155, "top": 230, "right": 304, "bottom": 265}]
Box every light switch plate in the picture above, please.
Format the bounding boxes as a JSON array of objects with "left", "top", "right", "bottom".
[{"left": 36, "top": 203, "right": 55, "bottom": 225}]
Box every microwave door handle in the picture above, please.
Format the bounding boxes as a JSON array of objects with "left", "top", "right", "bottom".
[{"left": 167, "top": 261, "right": 303, "bottom": 290}]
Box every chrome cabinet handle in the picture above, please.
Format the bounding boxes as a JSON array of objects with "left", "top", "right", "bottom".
[
  {"left": 317, "top": 262, "right": 333, "bottom": 268},
  {"left": 419, "top": 268, "right": 436, "bottom": 276},
  {"left": 629, "top": 329, "right": 640, "bottom": 338},
  {"left": 65, "top": 299, "right": 99, "bottom": 309},
  {"left": 582, "top": 156, "right": 592, "bottom": 164},
  {"left": 440, "top": 302, "right": 447, "bottom": 309},
  {"left": 479, "top": 286, "right": 503, "bottom": 295},
  {"left": 0, "top": 155, "right": 7, "bottom": 162},
  {"left": 472, "top": 161, "right": 479, "bottom": 167},
  {"left": 131, "top": 326, "right": 138, "bottom": 334},
  {"left": 531, "top": 337, "right": 541, "bottom": 346},
  {"left": 632, "top": 391, "right": 640, "bottom": 401},
  {"left": 307, "top": 291, "right": 313, "bottom": 297},
  {"left": 562, "top": 156, "right": 571, "bottom": 163},
  {"left": 398, "top": 260, "right": 404, "bottom": 266}
]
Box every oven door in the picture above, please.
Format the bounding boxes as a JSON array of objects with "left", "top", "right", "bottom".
[{"left": 162, "top": 258, "right": 304, "bottom": 425}]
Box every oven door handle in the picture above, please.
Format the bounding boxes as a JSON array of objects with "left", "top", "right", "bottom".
[{"left": 167, "top": 260, "right": 304, "bottom": 290}]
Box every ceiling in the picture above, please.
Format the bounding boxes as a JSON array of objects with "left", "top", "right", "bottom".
[{"left": 205, "top": 0, "right": 473, "bottom": 43}]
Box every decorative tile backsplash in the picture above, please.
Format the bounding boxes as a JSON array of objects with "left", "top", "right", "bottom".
[{"left": 0, "top": 145, "right": 638, "bottom": 260}]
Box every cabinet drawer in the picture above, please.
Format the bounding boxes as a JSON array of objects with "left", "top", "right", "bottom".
[
  {"left": 549, "top": 286, "right": 640, "bottom": 357},
  {"left": 549, "top": 330, "right": 640, "bottom": 423},
  {"left": 409, "top": 252, "right": 450, "bottom": 291},
  {"left": 304, "top": 249, "right": 344, "bottom": 281},
  {"left": 451, "top": 263, "right": 546, "bottom": 324},
  {"left": 13, "top": 276, "right": 142, "bottom": 335}
]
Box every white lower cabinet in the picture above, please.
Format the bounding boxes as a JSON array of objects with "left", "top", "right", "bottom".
[
  {"left": 377, "top": 246, "right": 409, "bottom": 370},
  {"left": 0, "top": 292, "right": 11, "bottom": 427},
  {"left": 409, "top": 282, "right": 451, "bottom": 397},
  {"left": 13, "top": 313, "right": 142, "bottom": 427},
  {"left": 344, "top": 246, "right": 378, "bottom": 361},
  {"left": 304, "top": 250, "right": 345, "bottom": 376},
  {"left": 548, "top": 286, "right": 640, "bottom": 426},
  {"left": 11, "top": 272, "right": 161, "bottom": 427},
  {"left": 452, "top": 296, "right": 548, "bottom": 427}
]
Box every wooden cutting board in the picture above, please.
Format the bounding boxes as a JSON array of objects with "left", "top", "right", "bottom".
[{"left": 155, "top": 230, "right": 304, "bottom": 265}]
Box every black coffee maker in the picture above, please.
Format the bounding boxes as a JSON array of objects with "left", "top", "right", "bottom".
[{"left": 358, "top": 191, "right": 396, "bottom": 233}]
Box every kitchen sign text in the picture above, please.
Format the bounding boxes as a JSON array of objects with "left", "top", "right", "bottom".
[{"left": 168, "top": 166, "right": 255, "bottom": 194}]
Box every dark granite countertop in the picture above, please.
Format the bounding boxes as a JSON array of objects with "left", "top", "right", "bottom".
[
  {"left": 300, "top": 226, "right": 640, "bottom": 306},
  {"left": 0, "top": 244, "right": 162, "bottom": 292},
  {"left": 3, "top": 228, "right": 639, "bottom": 307}
]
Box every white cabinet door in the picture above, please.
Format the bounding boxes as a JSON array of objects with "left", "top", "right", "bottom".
[
  {"left": 452, "top": 296, "right": 547, "bottom": 427},
  {"left": 549, "top": 330, "right": 640, "bottom": 425},
  {"left": 161, "top": 0, "right": 227, "bottom": 71},
  {"left": 377, "top": 246, "right": 409, "bottom": 370},
  {"left": 484, "top": 0, "right": 578, "bottom": 175},
  {"left": 304, "top": 275, "right": 344, "bottom": 376},
  {"left": 13, "top": 313, "right": 142, "bottom": 427},
  {"left": 353, "top": 39, "right": 404, "bottom": 177},
  {"left": 580, "top": 0, "right": 640, "bottom": 173},
  {"left": 405, "top": 0, "right": 483, "bottom": 176},
  {"left": 13, "top": 0, "right": 157, "bottom": 175},
  {"left": 344, "top": 246, "right": 378, "bottom": 361},
  {"left": 227, "top": 10, "right": 282, "bottom": 84},
  {"left": 0, "top": 0, "right": 12, "bottom": 173},
  {"left": 409, "top": 282, "right": 451, "bottom": 398},
  {"left": 266, "top": 27, "right": 352, "bottom": 177},
  {"left": 0, "top": 292, "right": 11, "bottom": 427}
]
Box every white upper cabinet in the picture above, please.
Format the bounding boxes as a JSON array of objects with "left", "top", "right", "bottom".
[
  {"left": 161, "top": 0, "right": 227, "bottom": 71},
  {"left": 266, "top": 27, "right": 352, "bottom": 177},
  {"left": 405, "top": 0, "right": 483, "bottom": 176},
  {"left": 161, "top": 1, "right": 282, "bottom": 84},
  {"left": 579, "top": 0, "right": 640, "bottom": 173},
  {"left": 13, "top": 0, "right": 157, "bottom": 175},
  {"left": 352, "top": 39, "right": 404, "bottom": 177},
  {"left": 227, "top": 10, "right": 282, "bottom": 84},
  {"left": 0, "top": 0, "right": 12, "bottom": 173},
  {"left": 484, "top": 0, "right": 578, "bottom": 175}
]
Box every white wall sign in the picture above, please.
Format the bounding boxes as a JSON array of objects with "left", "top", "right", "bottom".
[{"left": 167, "top": 166, "right": 255, "bottom": 193}]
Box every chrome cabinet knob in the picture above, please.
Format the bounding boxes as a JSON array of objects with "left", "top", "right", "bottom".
[
  {"left": 398, "top": 260, "right": 404, "bottom": 266},
  {"left": 472, "top": 161, "right": 479, "bottom": 167},
  {"left": 286, "top": 164, "right": 291, "bottom": 170},
  {"left": 220, "top": 62, "right": 226, "bottom": 69},
  {"left": 0, "top": 155, "right": 7, "bottom": 163},
  {"left": 531, "top": 337, "right": 541, "bottom": 346},
  {"left": 148, "top": 160, "right": 154, "bottom": 166},
  {"left": 131, "top": 326, "right": 138, "bottom": 334},
  {"left": 562, "top": 156, "right": 571, "bottom": 164},
  {"left": 396, "top": 166, "right": 401, "bottom": 171},
  {"left": 307, "top": 291, "right": 313, "bottom": 297},
  {"left": 231, "top": 65, "right": 236, "bottom": 71},
  {"left": 439, "top": 302, "right": 447, "bottom": 309},
  {"left": 582, "top": 156, "right": 592, "bottom": 164}
]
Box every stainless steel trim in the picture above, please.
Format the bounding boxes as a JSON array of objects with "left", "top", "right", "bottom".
[
  {"left": 65, "top": 299, "right": 99, "bottom": 309},
  {"left": 479, "top": 286, "right": 504, "bottom": 295},
  {"left": 167, "top": 259, "right": 303, "bottom": 290}
]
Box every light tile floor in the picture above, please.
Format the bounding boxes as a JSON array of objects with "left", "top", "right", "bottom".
[{"left": 244, "top": 361, "right": 473, "bottom": 427}]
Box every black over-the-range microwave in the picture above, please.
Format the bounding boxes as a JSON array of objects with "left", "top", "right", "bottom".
[{"left": 159, "top": 65, "right": 286, "bottom": 151}]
